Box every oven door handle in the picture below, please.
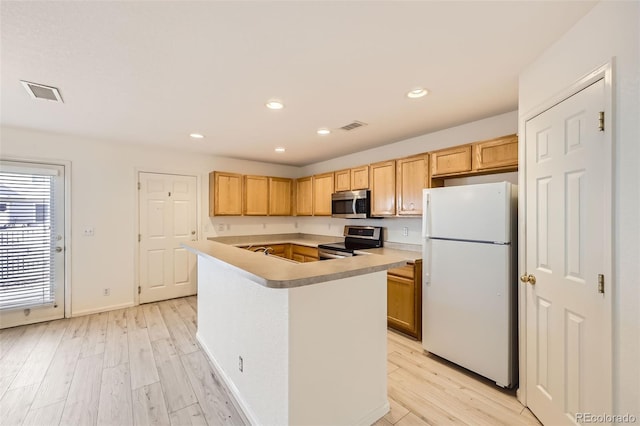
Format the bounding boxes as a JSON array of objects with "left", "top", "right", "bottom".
[{"left": 319, "top": 252, "right": 347, "bottom": 260}]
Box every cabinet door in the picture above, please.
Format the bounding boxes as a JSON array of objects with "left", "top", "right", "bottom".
[
  {"left": 397, "top": 154, "right": 429, "bottom": 216},
  {"left": 313, "top": 173, "right": 334, "bottom": 216},
  {"left": 387, "top": 260, "right": 422, "bottom": 339},
  {"left": 350, "top": 165, "right": 369, "bottom": 190},
  {"left": 269, "top": 177, "right": 292, "bottom": 216},
  {"left": 369, "top": 161, "right": 396, "bottom": 216},
  {"left": 431, "top": 145, "right": 472, "bottom": 177},
  {"left": 211, "top": 171, "right": 243, "bottom": 216},
  {"left": 473, "top": 134, "right": 518, "bottom": 171},
  {"left": 244, "top": 175, "right": 269, "bottom": 216},
  {"left": 295, "top": 177, "right": 313, "bottom": 216},
  {"left": 292, "top": 244, "right": 318, "bottom": 260},
  {"left": 334, "top": 169, "right": 351, "bottom": 192}
]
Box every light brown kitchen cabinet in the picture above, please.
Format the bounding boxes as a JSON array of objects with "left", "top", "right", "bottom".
[
  {"left": 473, "top": 134, "right": 518, "bottom": 172},
  {"left": 313, "top": 172, "right": 334, "bottom": 216},
  {"left": 291, "top": 244, "right": 319, "bottom": 262},
  {"left": 334, "top": 166, "right": 369, "bottom": 192},
  {"left": 269, "top": 177, "right": 293, "bottom": 216},
  {"left": 334, "top": 169, "right": 351, "bottom": 192},
  {"left": 243, "top": 175, "right": 269, "bottom": 216},
  {"left": 431, "top": 145, "right": 473, "bottom": 177},
  {"left": 369, "top": 160, "right": 396, "bottom": 216},
  {"left": 396, "top": 154, "right": 429, "bottom": 216},
  {"left": 387, "top": 260, "right": 422, "bottom": 340},
  {"left": 210, "top": 171, "right": 243, "bottom": 216},
  {"left": 350, "top": 165, "right": 369, "bottom": 190},
  {"left": 295, "top": 177, "right": 313, "bottom": 216}
]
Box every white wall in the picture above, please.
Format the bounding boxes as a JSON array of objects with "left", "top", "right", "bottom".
[
  {"left": 0, "top": 110, "right": 519, "bottom": 314},
  {"left": 296, "top": 111, "right": 519, "bottom": 246},
  {"left": 0, "top": 126, "right": 297, "bottom": 315},
  {"left": 518, "top": 0, "right": 639, "bottom": 416}
]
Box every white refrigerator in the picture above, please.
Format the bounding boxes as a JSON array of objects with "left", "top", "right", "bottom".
[{"left": 422, "top": 181, "right": 517, "bottom": 388}]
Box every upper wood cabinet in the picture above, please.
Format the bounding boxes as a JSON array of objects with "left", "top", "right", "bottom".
[
  {"left": 431, "top": 145, "right": 472, "bottom": 177},
  {"left": 334, "top": 166, "right": 369, "bottom": 192},
  {"left": 313, "top": 173, "right": 334, "bottom": 216},
  {"left": 369, "top": 160, "right": 396, "bottom": 216},
  {"left": 396, "top": 154, "right": 429, "bottom": 216},
  {"left": 473, "top": 134, "right": 518, "bottom": 171},
  {"left": 295, "top": 176, "right": 313, "bottom": 216},
  {"left": 351, "top": 165, "right": 369, "bottom": 190},
  {"left": 269, "top": 177, "right": 293, "bottom": 216},
  {"left": 244, "top": 175, "right": 269, "bottom": 216},
  {"left": 334, "top": 169, "right": 351, "bottom": 192},
  {"left": 210, "top": 171, "right": 243, "bottom": 216}
]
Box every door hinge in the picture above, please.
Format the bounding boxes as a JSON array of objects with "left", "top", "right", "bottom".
[
  {"left": 138, "top": 286, "right": 141, "bottom": 295},
  {"left": 137, "top": 182, "right": 141, "bottom": 190},
  {"left": 138, "top": 234, "right": 141, "bottom": 242},
  {"left": 598, "top": 274, "right": 605, "bottom": 294},
  {"left": 598, "top": 111, "right": 605, "bottom": 131}
]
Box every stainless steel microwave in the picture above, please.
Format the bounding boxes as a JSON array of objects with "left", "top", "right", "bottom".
[{"left": 331, "top": 190, "right": 370, "bottom": 219}]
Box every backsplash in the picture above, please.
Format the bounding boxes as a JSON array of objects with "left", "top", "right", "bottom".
[{"left": 204, "top": 215, "right": 423, "bottom": 245}]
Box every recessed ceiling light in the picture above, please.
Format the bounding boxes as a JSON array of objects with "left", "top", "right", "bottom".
[
  {"left": 317, "top": 128, "right": 331, "bottom": 135},
  {"left": 266, "top": 99, "right": 284, "bottom": 110},
  {"left": 275, "top": 147, "right": 286, "bottom": 153},
  {"left": 407, "top": 88, "right": 429, "bottom": 99},
  {"left": 189, "top": 133, "right": 204, "bottom": 139}
]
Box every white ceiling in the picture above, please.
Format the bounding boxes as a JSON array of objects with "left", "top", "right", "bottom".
[{"left": 1, "top": 1, "right": 597, "bottom": 166}]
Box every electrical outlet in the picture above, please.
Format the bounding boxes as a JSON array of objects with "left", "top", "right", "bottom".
[
  {"left": 238, "top": 356, "right": 243, "bottom": 372},
  {"left": 403, "top": 227, "right": 409, "bottom": 237},
  {"left": 217, "top": 223, "right": 225, "bottom": 232},
  {"left": 103, "top": 288, "right": 110, "bottom": 296},
  {"left": 83, "top": 228, "right": 95, "bottom": 236}
]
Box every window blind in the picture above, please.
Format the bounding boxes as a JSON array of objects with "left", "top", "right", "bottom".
[{"left": 0, "top": 171, "right": 56, "bottom": 310}]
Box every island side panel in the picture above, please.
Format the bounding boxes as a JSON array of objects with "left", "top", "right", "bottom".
[
  {"left": 195, "top": 255, "right": 290, "bottom": 425},
  {"left": 288, "top": 271, "right": 389, "bottom": 426}
]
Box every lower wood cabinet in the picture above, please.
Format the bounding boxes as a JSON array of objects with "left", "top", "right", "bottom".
[
  {"left": 291, "top": 244, "right": 319, "bottom": 262},
  {"left": 241, "top": 243, "right": 318, "bottom": 262},
  {"left": 387, "top": 260, "right": 422, "bottom": 340}
]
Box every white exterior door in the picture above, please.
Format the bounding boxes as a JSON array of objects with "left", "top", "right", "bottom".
[
  {"left": 139, "top": 172, "right": 197, "bottom": 303},
  {"left": 524, "top": 79, "right": 611, "bottom": 424},
  {"left": 0, "top": 161, "right": 66, "bottom": 328}
]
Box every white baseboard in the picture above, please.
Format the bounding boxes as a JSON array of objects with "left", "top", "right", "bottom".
[
  {"left": 196, "top": 332, "right": 259, "bottom": 425},
  {"left": 71, "top": 301, "right": 134, "bottom": 317},
  {"left": 357, "top": 401, "right": 391, "bottom": 426}
]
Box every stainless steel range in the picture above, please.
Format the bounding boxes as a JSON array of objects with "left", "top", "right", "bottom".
[{"left": 317, "top": 225, "right": 383, "bottom": 260}]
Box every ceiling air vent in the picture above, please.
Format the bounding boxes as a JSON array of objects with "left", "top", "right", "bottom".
[
  {"left": 340, "top": 121, "right": 367, "bottom": 131},
  {"left": 20, "top": 81, "right": 63, "bottom": 103}
]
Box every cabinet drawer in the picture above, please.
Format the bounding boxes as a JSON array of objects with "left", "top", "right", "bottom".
[
  {"left": 388, "top": 263, "right": 414, "bottom": 280},
  {"left": 292, "top": 244, "right": 318, "bottom": 258}
]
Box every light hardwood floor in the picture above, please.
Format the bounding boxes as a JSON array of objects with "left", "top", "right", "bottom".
[{"left": 1, "top": 297, "right": 540, "bottom": 426}]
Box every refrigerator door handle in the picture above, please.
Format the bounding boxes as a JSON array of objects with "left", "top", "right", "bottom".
[
  {"left": 422, "top": 193, "right": 431, "bottom": 238},
  {"left": 424, "top": 236, "right": 432, "bottom": 284}
]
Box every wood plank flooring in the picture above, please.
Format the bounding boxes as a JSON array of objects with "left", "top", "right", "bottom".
[{"left": 0, "top": 297, "right": 540, "bottom": 426}]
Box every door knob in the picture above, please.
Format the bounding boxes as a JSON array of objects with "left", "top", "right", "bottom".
[{"left": 520, "top": 274, "right": 536, "bottom": 285}]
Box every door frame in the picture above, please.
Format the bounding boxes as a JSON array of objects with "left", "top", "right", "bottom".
[
  {"left": 134, "top": 168, "right": 201, "bottom": 305},
  {"left": 1, "top": 156, "right": 72, "bottom": 319},
  {"left": 516, "top": 61, "right": 614, "bottom": 406}
]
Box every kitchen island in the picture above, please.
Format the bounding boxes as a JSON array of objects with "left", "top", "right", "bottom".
[{"left": 184, "top": 240, "right": 406, "bottom": 426}]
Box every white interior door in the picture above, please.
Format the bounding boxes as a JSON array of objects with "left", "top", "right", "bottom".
[
  {"left": 524, "top": 78, "right": 611, "bottom": 424},
  {"left": 139, "top": 172, "right": 197, "bottom": 303},
  {"left": 0, "top": 161, "right": 65, "bottom": 329}
]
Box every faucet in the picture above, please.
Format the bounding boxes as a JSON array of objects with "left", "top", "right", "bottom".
[{"left": 252, "top": 247, "right": 274, "bottom": 255}]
